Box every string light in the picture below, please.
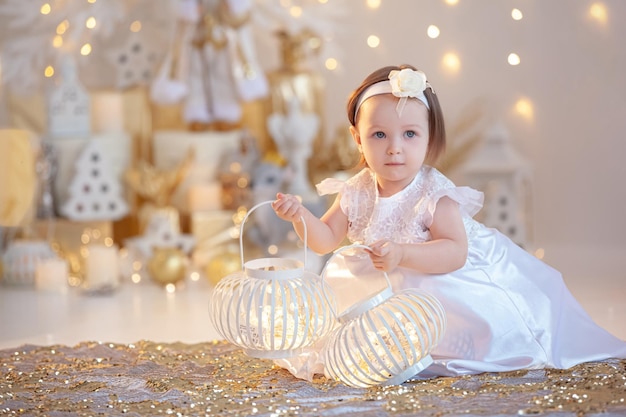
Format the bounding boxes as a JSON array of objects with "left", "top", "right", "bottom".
[
  {"left": 508, "top": 53, "right": 521, "bottom": 66},
  {"left": 511, "top": 8, "right": 523, "bottom": 21},
  {"left": 589, "top": 2, "right": 608, "bottom": 25},
  {"left": 442, "top": 52, "right": 460, "bottom": 73},
  {"left": 80, "top": 43, "right": 92, "bottom": 56},
  {"left": 56, "top": 20, "right": 69, "bottom": 35},
  {"left": 44, "top": 66, "right": 55, "bottom": 77},
  {"left": 325, "top": 57, "right": 338, "bottom": 70},
  {"left": 289, "top": 6, "right": 303, "bottom": 18},
  {"left": 427, "top": 25, "right": 440, "bottom": 39},
  {"left": 85, "top": 16, "right": 96, "bottom": 29},
  {"left": 367, "top": 35, "right": 380, "bottom": 48},
  {"left": 514, "top": 97, "right": 534, "bottom": 121},
  {"left": 40, "top": 3, "right": 51, "bottom": 15},
  {"left": 444, "top": 0, "right": 458, "bottom": 5},
  {"left": 366, "top": 0, "right": 381, "bottom": 9},
  {"left": 52, "top": 35, "right": 63, "bottom": 48},
  {"left": 130, "top": 20, "right": 142, "bottom": 32}
]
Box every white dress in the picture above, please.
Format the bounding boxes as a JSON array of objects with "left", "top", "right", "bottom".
[{"left": 277, "top": 166, "right": 626, "bottom": 381}]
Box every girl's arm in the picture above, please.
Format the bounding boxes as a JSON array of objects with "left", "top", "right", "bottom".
[
  {"left": 271, "top": 193, "right": 348, "bottom": 254},
  {"left": 368, "top": 196, "right": 468, "bottom": 273}
]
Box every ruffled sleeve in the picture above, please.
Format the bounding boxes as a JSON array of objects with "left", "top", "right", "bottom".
[
  {"left": 424, "top": 186, "right": 484, "bottom": 227},
  {"left": 315, "top": 177, "right": 346, "bottom": 196}
]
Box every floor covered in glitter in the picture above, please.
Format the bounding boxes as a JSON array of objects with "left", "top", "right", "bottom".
[{"left": 1, "top": 340, "right": 625, "bottom": 416}]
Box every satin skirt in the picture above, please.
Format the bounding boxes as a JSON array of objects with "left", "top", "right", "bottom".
[{"left": 389, "top": 225, "right": 626, "bottom": 377}]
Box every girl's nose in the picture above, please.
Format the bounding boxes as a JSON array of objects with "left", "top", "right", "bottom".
[{"left": 387, "top": 140, "right": 402, "bottom": 155}]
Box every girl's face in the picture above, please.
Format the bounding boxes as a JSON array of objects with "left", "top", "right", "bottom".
[{"left": 350, "top": 94, "right": 429, "bottom": 197}]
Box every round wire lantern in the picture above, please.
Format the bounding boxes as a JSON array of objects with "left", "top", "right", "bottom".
[
  {"left": 320, "top": 245, "right": 446, "bottom": 388},
  {"left": 209, "top": 201, "right": 336, "bottom": 359}
]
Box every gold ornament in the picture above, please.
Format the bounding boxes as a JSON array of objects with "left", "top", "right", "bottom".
[
  {"left": 205, "top": 250, "right": 240, "bottom": 286},
  {"left": 124, "top": 148, "right": 194, "bottom": 208},
  {"left": 147, "top": 247, "right": 187, "bottom": 286}
]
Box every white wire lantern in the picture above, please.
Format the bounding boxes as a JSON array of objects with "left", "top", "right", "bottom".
[
  {"left": 209, "top": 201, "right": 336, "bottom": 359},
  {"left": 320, "top": 245, "right": 446, "bottom": 388}
]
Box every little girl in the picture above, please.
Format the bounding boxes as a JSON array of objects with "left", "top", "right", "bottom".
[{"left": 271, "top": 64, "right": 626, "bottom": 380}]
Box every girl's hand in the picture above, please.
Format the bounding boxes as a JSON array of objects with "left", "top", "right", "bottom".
[
  {"left": 271, "top": 193, "right": 305, "bottom": 223},
  {"left": 367, "top": 240, "right": 403, "bottom": 272}
]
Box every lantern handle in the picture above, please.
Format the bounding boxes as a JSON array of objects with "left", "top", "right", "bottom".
[
  {"left": 320, "top": 244, "right": 393, "bottom": 321},
  {"left": 239, "top": 200, "right": 308, "bottom": 269}
]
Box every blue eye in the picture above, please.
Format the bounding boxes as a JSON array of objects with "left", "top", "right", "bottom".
[
  {"left": 405, "top": 130, "right": 416, "bottom": 138},
  {"left": 374, "top": 131, "right": 385, "bottom": 139}
]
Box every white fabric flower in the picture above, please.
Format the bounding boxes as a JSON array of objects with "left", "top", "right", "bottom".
[
  {"left": 386, "top": 68, "right": 430, "bottom": 115},
  {"left": 388, "top": 69, "right": 428, "bottom": 98}
]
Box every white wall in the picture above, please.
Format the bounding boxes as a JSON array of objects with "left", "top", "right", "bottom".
[{"left": 255, "top": 0, "right": 626, "bottom": 279}]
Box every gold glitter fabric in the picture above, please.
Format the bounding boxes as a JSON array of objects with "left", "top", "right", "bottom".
[{"left": 0, "top": 340, "right": 625, "bottom": 416}]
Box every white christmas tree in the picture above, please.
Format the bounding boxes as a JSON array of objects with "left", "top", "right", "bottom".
[{"left": 61, "top": 140, "right": 129, "bottom": 221}]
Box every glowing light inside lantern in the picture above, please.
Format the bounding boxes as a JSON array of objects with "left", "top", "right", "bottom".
[
  {"left": 508, "top": 53, "right": 521, "bottom": 66},
  {"left": 427, "top": 25, "right": 440, "bottom": 39},
  {"left": 367, "top": 35, "right": 380, "bottom": 48},
  {"left": 511, "top": 8, "right": 523, "bottom": 21}
]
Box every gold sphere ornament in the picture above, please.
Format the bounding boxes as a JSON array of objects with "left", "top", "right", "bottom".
[
  {"left": 147, "top": 247, "right": 187, "bottom": 286},
  {"left": 205, "top": 249, "right": 241, "bottom": 286}
]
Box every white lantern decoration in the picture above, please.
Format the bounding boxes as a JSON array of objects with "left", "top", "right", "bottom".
[
  {"left": 209, "top": 201, "right": 336, "bottom": 359},
  {"left": 460, "top": 123, "right": 533, "bottom": 249},
  {"left": 320, "top": 245, "right": 446, "bottom": 388}
]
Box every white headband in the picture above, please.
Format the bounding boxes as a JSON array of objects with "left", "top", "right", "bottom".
[{"left": 354, "top": 68, "right": 433, "bottom": 120}]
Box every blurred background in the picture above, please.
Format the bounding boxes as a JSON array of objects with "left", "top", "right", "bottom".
[{"left": 0, "top": 0, "right": 624, "bottom": 347}]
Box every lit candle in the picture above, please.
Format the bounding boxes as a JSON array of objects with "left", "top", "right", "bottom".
[
  {"left": 85, "top": 244, "right": 119, "bottom": 290},
  {"left": 35, "top": 258, "right": 69, "bottom": 294}
]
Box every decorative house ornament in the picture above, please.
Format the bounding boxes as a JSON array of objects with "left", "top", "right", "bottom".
[
  {"left": 46, "top": 56, "right": 91, "bottom": 139},
  {"left": 320, "top": 245, "right": 447, "bottom": 388},
  {"left": 61, "top": 139, "right": 129, "bottom": 221},
  {"left": 209, "top": 200, "right": 336, "bottom": 359},
  {"left": 460, "top": 123, "right": 533, "bottom": 249}
]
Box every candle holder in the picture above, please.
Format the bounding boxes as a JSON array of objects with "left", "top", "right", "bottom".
[
  {"left": 209, "top": 201, "right": 336, "bottom": 359},
  {"left": 320, "top": 245, "right": 447, "bottom": 388}
]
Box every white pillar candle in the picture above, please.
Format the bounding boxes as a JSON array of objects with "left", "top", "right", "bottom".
[
  {"left": 91, "top": 91, "right": 124, "bottom": 134},
  {"left": 187, "top": 182, "right": 223, "bottom": 212},
  {"left": 85, "top": 244, "right": 120, "bottom": 289},
  {"left": 35, "top": 258, "right": 69, "bottom": 294}
]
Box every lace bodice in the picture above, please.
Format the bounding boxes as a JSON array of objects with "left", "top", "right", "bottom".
[{"left": 316, "top": 167, "right": 484, "bottom": 245}]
